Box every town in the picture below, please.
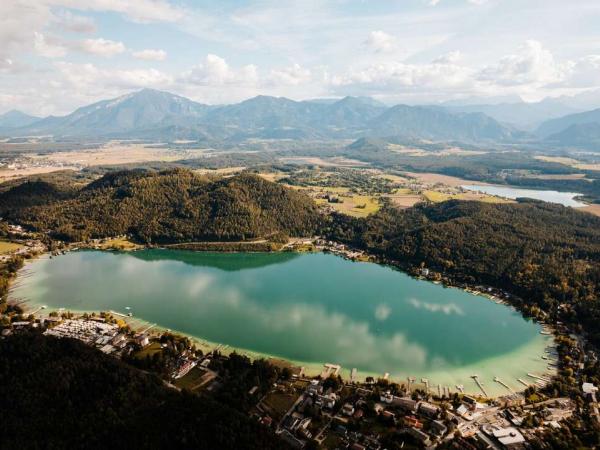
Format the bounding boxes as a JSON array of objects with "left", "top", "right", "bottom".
[{"left": 1, "top": 303, "right": 590, "bottom": 450}]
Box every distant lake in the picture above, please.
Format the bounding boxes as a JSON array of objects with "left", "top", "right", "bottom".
[
  {"left": 462, "top": 184, "right": 586, "bottom": 207},
  {"left": 12, "top": 250, "right": 553, "bottom": 396}
]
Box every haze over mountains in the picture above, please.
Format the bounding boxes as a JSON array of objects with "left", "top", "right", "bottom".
[{"left": 1, "top": 88, "right": 600, "bottom": 149}]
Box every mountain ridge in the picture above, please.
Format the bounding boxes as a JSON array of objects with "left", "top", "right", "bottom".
[{"left": 8, "top": 88, "right": 519, "bottom": 143}]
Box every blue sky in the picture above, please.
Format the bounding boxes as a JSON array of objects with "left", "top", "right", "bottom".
[{"left": 2, "top": 0, "right": 600, "bottom": 115}]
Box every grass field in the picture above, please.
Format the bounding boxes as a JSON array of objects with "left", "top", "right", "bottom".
[
  {"left": 97, "top": 237, "right": 142, "bottom": 251},
  {"left": 0, "top": 241, "right": 22, "bottom": 254},
  {"left": 316, "top": 194, "right": 380, "bottom": 217},
  {"left": 535, "top": 155, "right": 600, "bottom": 172},
  {"left": 423, "top": 190, "right": 511, "bottom": 204},
  {"left": 261, "top": 392, "right": 298, "bottom": 420},
  {"left": 133, "top": 341, "right": 162, "bottom": 360},
  {"left": 174, "top": 367, "right": 209, "bottom": 391}
]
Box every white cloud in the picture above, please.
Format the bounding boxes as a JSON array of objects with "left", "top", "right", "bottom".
[
  {"left": 182, "top": 54, "right": 258, "bottom": 86},
  {"left": 374, "top": 304, "right": 391, "bottom": 321},
  {"left": 54, "top": 0, "right": 184, "bottom": 23},
  {"left": 364, "top": 31, "right": 396, "bottom": 53},
  {"left": 55, "top": 61, "right": 173, "bottom": 91},
  {"left": 332, "top": 60, "right": 474, "bottom": 92},
  {"left": 479, "top": 40, "right": 568, "bottom": 86},
  {"left": 53, "top": 10, "right": 96, "bottom": 33},
  {"left": 408, "top": 298, "right": 465, "bottom": 316},
  {"left": 268, "top": 64, "right": 311, "bottom": 86},
  {"left": 78, "top": 38, "right": 126, "bottom": 57},
  {"left": 34, "top": 32, "right": 67, "bottom": 58},
  {"left": 433, "top": 50, "right": 462, "bottom": 64},
  {"left": 563, "top": 55, "right": 600, "bottom": 88},
  {"left": 132, "top": 49, "right": 167, "bottom": 61}
]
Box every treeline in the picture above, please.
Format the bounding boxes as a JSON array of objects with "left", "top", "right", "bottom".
[
  {"left": 0, "top": 333, "right": 289, "bottom": 450},
  {"left": 324, "top": 199, "right": 600, "bottom": 346},
  {"left": 0, "top": 169, "right": 322, "bottom": 243}
]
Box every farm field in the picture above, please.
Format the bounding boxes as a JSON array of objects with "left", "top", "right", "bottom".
[{"left": 0, "top": 241, "right": 22, "bottom": 254}]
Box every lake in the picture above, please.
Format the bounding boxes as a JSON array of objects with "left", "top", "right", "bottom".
[
  {"left": 11, "top": 250, "right": 553, "bottom": 396},
  {"left": 462, "top": 184, "right": 586, "bottom": 207}
]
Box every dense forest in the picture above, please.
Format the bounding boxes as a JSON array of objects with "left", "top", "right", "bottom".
[
  {"left": 325, "top": 200, "right": 600, "bottom": 345},
  {"left": 0, "top": 169, "right": 321, "bottom": 243},
  {"left": 0, "top": 333, "right": 289, "bottom": 450}
]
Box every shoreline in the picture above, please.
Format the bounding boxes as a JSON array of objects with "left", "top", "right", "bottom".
[{"left": 9, "top": 247, "right": 557, "bottom": 399}]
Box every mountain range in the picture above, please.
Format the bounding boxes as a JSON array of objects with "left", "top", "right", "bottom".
[
  {"left": 2, "top": 88, "right": 600, "bottom": 148},
  {"left": 0, "top": 110, "right": 41, "bottom": 130},
  {"left": 0, "top": 89, "right": 521, "bottom": 143}
]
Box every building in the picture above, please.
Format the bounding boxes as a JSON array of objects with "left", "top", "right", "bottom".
[
  {"left": 380, "top": 391, "right": 393, "bottom": 404},
  {"left": 394, "top": 396, "right": 418, "bottom": 412},
  {"left": 583, "top": 382, "right": 598, "bottom": 398},
  {"left": 492, "top": 427, "right": 526, "bottom": 449},
  {"left": 135, "top": 334, "right": 150, "bottom": 347},
  {"left": 418, "top": 402, "right": 440, "bottom": 418},
  {"left": 430, "top": 420, "right": 448, "bottom": 437},
  {"left": 404, "top": 427, "right": 431, "bottom": 446},
  {"left": 405, "top": 416, "right": 423, "bottom": 429},
  {"left": 342, "top": 403, "right": 355, "bottom": 416}
]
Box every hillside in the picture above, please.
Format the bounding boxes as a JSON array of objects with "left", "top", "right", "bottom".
[
  {"left": 0, "top": 333, "right": 288, "bottom": 450},
  {"left": 443, "top": 98, "right": 581, "bottom": 130},
  {"left": 22, "top": 89, "right": 212, "bottom": 137},
  {"left": 537, "top": 107, "right": 600, "bottom": 137},
  {"left": 545, "top": 122, "right": 600, "bottom": 148},
  {"left": 0, "top": 110, "right": 40, "bottom": 129},
  {"left": 0, "top": 169, "right": 322, "bottom": 243},
  {"left": 369, "top": 105, "right": 518, "bottom": 141}
]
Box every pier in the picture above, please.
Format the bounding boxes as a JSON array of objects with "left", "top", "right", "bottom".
[
  {"left": 494, "top": 377, "right": 514, "bottom": 393},
  {"left": 471, "top": 375, "right": 488, "bottom": 397},
  {"left": 407, "top": 376, "right": 415, "bottom": 391},
  {"left": 320, "top": 363, "right": 341, "bottom": 378}
]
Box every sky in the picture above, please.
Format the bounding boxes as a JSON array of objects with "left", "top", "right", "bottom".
[{"left": 2, "top": 0, "right": 600, "bottom": 115}]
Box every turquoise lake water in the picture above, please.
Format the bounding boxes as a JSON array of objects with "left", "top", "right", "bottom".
[
  {"left": 462, "top": 184, "right": 585, "bottom": 207},
  {"left": 12, "top": 250, "right": 553, "bottom": 395}
]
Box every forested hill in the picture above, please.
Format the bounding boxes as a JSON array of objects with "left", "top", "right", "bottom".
[
  {"left": 0, "top": 333, "right": 289, "bottom": 450},
  {"left": 0, "top": 169, "right": 321, "bottom": 243},
  {"left": 326, "top": 200, "right": 600, "bottom": 344}
]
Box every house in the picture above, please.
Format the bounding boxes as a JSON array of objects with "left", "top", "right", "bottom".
[
  {"left": 99, "top": 344, "right": 115, "bottom": 354},
  {"left": 430, "top": 420, "right": 448, "bottom": 437},
  {"left": 135, "top": 334, "right": 149, "bottom": 347},
  {"left": 353, "top": 409, "right": 364, "bottom": 419},
  {"left": 463, "top": 395, "right": 477, "bottom": 408},
  {"left": 349, "top": 444, "right": 366, "bottom": 450},
  {"left": 307, "top": 380, "right": 323, "bottom": 396},
  {"left": 342, "top": 403, "right": 355, "bottom": 416},
  {"left": 583, "top": 382, "right": 598, "bottom": 398},
  {"left": 380, "top": 391, "right": 393, "bottom": 404},
  {"left": 404, "top": 427, "right": 431, "bottom": 446},
  {"left": 394, "top": 396, "right": 418, "bottom": 412},
  {"left": 456, "top": 404, "right": 469, "bottom": 417},
  {"left": 111, "top": 333, "right": 126, "bottom": 345},
  {"left": 492, "top": 427, "right": 526, "bottom": 449},
  {"left": 405, "top": 416, "right": 423, "bottom": 429},
  {"left": 418, "top": 402, "right": 440, "bottom": 418},
  {"left": 260, "top": 415, "right": 273, "bottom": 427},
  {"left": 317, "top": 393, "right": 336, "bottom": 409}
]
